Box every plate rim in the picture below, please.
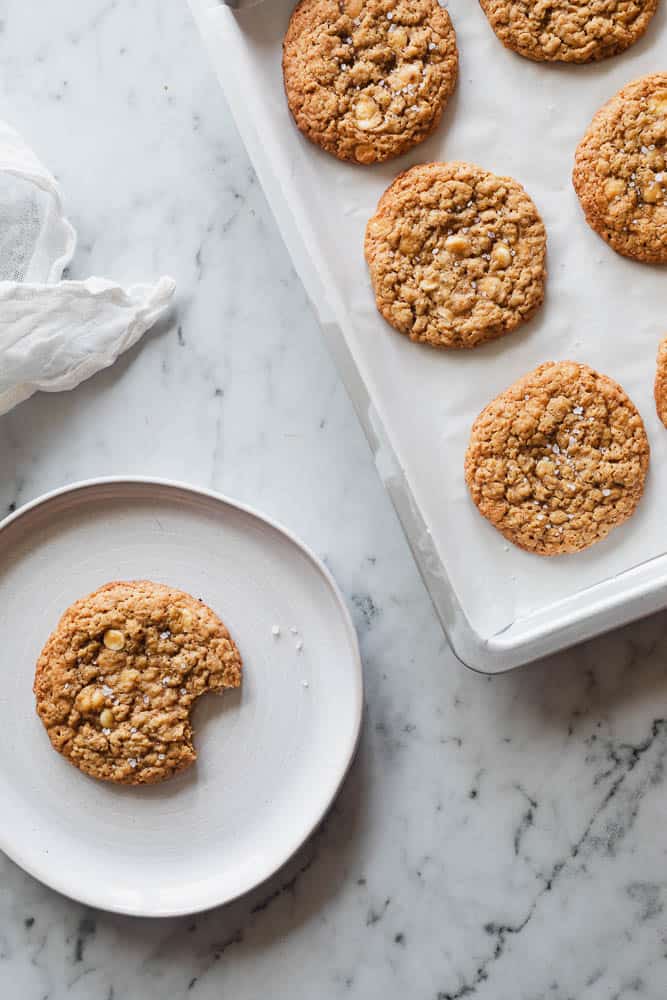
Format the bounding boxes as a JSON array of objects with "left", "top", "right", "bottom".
[{"left": 0, "top": 475, "right": 363, "bottom": 917}]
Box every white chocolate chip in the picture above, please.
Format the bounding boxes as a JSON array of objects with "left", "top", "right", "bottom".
[
  {"left": 649, "top": 92, "right": 667, "bottom": 115},
  {"left": 604, "top": 178, "right": 625, "bottom": 200},
  {"left": 77, "top": 691, "right": 92, "bottom": 714},
  {"left": 445, "top": 234, "right": 469, "bottom": 256},
  {"left": 90, "top": 689, "right": 105, "bottom": 710},
  {"left": 389, "top": 63, "right": 421, "bottom": 91},
  {"left": 355, "top": 96, "right": 382, "bottom": 130},
  {"left": 490, "top": 243, "right": 512, "bottom": 270},
  {"left": 100, "top": 708, "right": 114, "bottom": 729},
  {"left": 642, "top": 183, "right": 661, "bottom": 204},
  {"left": 103, "top": 629, "right": 125, "bottom": 651}
]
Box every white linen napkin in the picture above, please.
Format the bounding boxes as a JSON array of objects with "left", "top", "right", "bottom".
[{"left": 0, "top": 122, "right": 175, "bottom": 415}]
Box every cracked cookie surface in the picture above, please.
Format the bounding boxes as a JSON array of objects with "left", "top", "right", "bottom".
[
  {"left": 364, "top": 161, "right": 546, "bottom": 349},
  {"left": 479, "top": 0, "right": 659, "bottom": 63},
  {"left": 282, "top": 0, "right": 458, "bottom": 164},
  {"left": 34, "top": 581, "right": 242, "bottom": 785},
  {"left": 465, "top": 361, "right": 649, "bottom": 555},
  {"left": 573, "top": 73, "right": 667, "bottom": 263}
]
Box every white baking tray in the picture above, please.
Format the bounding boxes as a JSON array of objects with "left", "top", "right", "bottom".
[{"left": 188, "top": 0, "right": 667, "bottom": 672}]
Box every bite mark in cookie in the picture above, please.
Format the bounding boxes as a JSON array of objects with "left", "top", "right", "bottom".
[{"left": 34, "top": 580, "right": 242, "bottom": 785}]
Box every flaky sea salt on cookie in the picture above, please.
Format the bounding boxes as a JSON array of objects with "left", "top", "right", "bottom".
[
  {"left": 573, "top": 73, "right": 667, "bottom": 263},
  {"left": 364, "top": 161, "right": 546, "bottom": 349},
  {"left": 282, "top": 0, "right": 458, "bottom": 165},
  {"left": 465, "top": 361, "right": 649, "bottom": 555},
  {"left": 479, "top": 0, "right": 659, "bottom": 64},
  {"left": 34, "top": 580, "right": 242, "bottom": 785}
]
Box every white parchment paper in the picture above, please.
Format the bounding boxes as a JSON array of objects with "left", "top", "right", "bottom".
[{"left": 194, "top": 0, "right": 667, "bottom": 642}]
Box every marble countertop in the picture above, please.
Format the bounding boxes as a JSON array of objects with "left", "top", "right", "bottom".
[{"left": 2, "top": 3, "right": 667, "bottom": 998}]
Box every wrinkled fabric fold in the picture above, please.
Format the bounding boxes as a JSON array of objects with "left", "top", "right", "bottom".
[
  {"left": 0, "top": 120, "right": 176, "bottom": 415},
  {"left": 0, "top": 277, "right": 176, "bottom": 415}
]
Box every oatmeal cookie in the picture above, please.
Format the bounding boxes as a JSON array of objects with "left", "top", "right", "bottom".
[
  {"left": 364, "top": 161, "right": 547, "bottom": 348},
  {"left": 655, "top": 335, "right": 667, "bottom": 426},
  {"left": 282, "top": 0, "right": 458, "bottom": 164},
  {"left": 465, "top": 361, "right": 649, "bottom": 555},
  {"left": 34, "top": 581, "right": 242, "bottom": 785},
  {"left": 573, "top": 73, "right": 667, "bottom": 263},
  {"left": 479, "top": 0, "right": 659, "bottom": 64}
]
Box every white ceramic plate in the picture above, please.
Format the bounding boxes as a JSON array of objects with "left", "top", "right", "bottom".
[{"left": 0, "top": 478, "right": 362, "bottom": 916}]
